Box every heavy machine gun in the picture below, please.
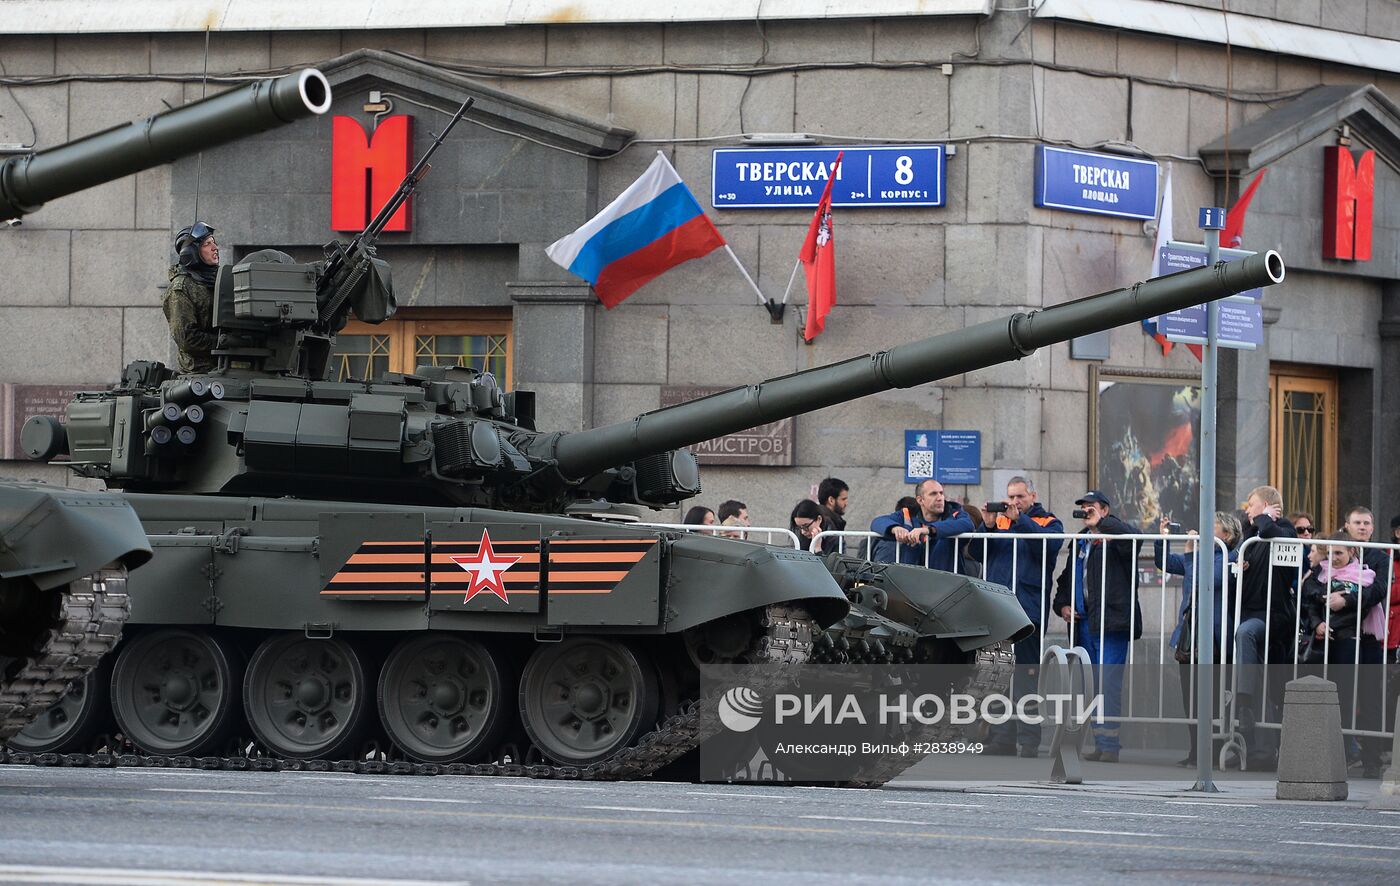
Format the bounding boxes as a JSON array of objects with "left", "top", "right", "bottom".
[{"left": 207, "top": 97, "right": 473, "bottom": 381}]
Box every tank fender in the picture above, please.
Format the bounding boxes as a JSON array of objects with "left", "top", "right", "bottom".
[
  {"left": 874, "top": 561, "right": 1033, "bottom": 651},
  {"left": 662, "top": 536, "right": 849, "bottom": 633},
  {"left": 0, "top": 483, "right": 151, "bottom": 589}
]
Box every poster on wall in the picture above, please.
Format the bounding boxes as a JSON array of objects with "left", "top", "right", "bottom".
[{"left": 1088, "top": 368, "right": 1201, "bottom": 531}]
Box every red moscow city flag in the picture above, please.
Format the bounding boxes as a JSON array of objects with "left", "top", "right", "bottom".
[{"left": 800, "top": 151, "right": 843, "bottom": 342}]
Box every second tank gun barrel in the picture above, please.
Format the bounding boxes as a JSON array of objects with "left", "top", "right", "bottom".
[
  {"left": 0, "top": 68, "right": 332, "bottom": 219},
  {"left": 552, "top": 251, "right": 1285, "bottom": 480}
]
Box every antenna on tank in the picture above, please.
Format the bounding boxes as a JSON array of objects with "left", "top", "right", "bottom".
[{"left": 192, "top": 27, "right": 211, "bottom": 225}]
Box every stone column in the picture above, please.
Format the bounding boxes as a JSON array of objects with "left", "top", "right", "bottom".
[
  {"left": 1217, "top": 303, "right": 1279, "bottom": 510},
  {"left": 1378, "top": 282, "right": 1400, "bottom": 519},
  {"left": 507, "top": 281, "right": 595, "bottom": 433}
]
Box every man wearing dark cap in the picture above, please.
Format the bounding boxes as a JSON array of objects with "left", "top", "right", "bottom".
[
  {"left": 163, "top": 221, "right": 220, "bottom": 373},
  {"left": 1052, "top": 490, "right": 1142, "bottom": 763}
]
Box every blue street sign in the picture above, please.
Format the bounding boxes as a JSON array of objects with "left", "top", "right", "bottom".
[
  {"left": 1218, "top": 300, "right": 1264, "bottom": 349},
  {"left": 904, "top": 430, "right": 981, "bottom": 485},
  {"left": 1158, "top": 298, "right": 1263, "bottom": 349},
  {"left": 712, "top": 146, "right": 945, "bottom": 209},
  {"left": 1033, "top": 146, "right": 1159, "bottom": 220},
  {"left": 1158, "top": 243, "right": 1263, "bottom": 301},
  {"left": 1156, "top": 306, "right": 1207, "bottom": 342},
  {"left": 1198, "top": 207, "right": 1226, "bottom": 229}
]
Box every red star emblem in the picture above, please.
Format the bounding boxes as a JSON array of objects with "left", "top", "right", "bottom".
[{"left": 448, "top": 529, "right": 522, "bottom": 604}]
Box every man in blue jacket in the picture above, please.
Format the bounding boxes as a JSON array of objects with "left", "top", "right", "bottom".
[
  {"left": 870, "top": 479, "right": 973, "bottom": 571},
  {"left": 982, "top": 475, "right": 1063, "bottom": 757}
]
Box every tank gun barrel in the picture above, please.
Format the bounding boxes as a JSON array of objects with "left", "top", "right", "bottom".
[
  {"left": 553, "top": 250, "right": 1285, "bottom": 480},
  {"left": 0, "top": 68, "right": 331, "bottom": 220}
]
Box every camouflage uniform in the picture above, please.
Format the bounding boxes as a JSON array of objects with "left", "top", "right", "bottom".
[{"left": 163, "top": 265, "right": 216, "bottom": 373}]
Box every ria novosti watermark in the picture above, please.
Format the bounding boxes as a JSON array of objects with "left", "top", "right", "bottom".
[{"left": 718, "top": 687, "right": 1105, "bottom": 733}]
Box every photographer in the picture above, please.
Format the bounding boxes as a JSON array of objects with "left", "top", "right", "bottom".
[
  {"left": 983, "top": 476, "right": 1063, "bottom": 758},
  {"left": 1052, "top": 491, "right": 1142, "bottom": 763}
]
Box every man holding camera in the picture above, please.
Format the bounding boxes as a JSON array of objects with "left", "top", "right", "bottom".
[
  {"left": 983, "top": 476, "right": 1063, "bottom": 757},
  {"left": 1052, "top": 491, "right": 1142, "bottom": 762}
]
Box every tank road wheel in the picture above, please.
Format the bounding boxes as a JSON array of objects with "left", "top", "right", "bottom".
[
  {"left": 244, "top": 634, "right": 370, "bottom": 760},
  {"left": 518, "top": 639, "right": 659, "bottom": 766},
  {"left": 377, "top": 634, "right": 510, "bottom": 764},
  {"left": 110, "top": 629, "right": 243, "bottom": 756},
  {"left": 6, "top": 659, "right": 114, "bottom": 754}
]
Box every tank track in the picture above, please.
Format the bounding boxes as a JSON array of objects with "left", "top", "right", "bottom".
[
  {"left": 0, "top": 569, "right": 130, "bottom": 741},
  {"left": 837, "top": 642, "right": 1015, "bottom": 788},
  {"left": 1, "top": 602, "right": 819, "bottom": 784}
]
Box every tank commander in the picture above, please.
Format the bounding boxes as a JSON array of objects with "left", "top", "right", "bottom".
[{"left": 163, "top": 221, "right": 220, "bottom": 373}]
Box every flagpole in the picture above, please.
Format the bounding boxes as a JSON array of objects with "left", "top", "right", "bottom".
[
  {"left": 722, "top": 244, "right": 785, "bottom": 322},
  {"left": 779, "top": 259, "right": 801, "bottom": 305}
]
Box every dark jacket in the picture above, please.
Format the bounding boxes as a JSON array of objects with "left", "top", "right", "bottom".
[
  {"left": 1237, "top": 513, "right": 1298, "bottom": 627},
  {"left": 816, "top": 504, "right": 847, "bottom": 555},
  {"left": 984, "top": 504, "right": 1064, "bottom": 624},
  {"left": 1300, "top": 560, "right": 1383, "bottom": 643},
  {"left": 1155, "top": 540, "right": 1236, "bottom": 657},
  {"left": 871, "top": 501, "right": 974, "bottom": 572},
  {"left": 1052, "top": 514, "right": 1143, "bottom": 639},
  {"left": 1361, "top": 546, "right": 1392, "bottom": 584}
]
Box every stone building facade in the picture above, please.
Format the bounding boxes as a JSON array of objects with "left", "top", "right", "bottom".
[{"left": 1, "top": 1, "right": 1398, "bottom": 542}]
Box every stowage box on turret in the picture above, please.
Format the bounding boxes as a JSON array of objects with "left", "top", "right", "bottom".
[{"left": 14, "top": 97, "right": 1286, "bottom": 778}]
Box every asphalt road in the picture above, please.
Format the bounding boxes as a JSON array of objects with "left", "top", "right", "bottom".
[{"left": 0, "top": 765, "right": 1396, "bottom": 885}]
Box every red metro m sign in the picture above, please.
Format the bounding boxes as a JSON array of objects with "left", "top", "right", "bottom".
[
  {"left": 331, "top": 115, "right": 413, "bottom": 232},
  {"left": 1322, "top": 146, "right": 1373, "bottom": 261}
]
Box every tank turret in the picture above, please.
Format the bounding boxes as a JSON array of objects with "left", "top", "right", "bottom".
[
  {"left": 28, "top": 250, "right": 1285, "bottom": 513},
  {"left": 0, "top": 68, "right": 331, "bottom": 221}
]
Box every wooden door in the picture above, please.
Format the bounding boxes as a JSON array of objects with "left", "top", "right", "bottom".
[{"left": 1269, "top": 367, "right": 1338, "bottom": 531}]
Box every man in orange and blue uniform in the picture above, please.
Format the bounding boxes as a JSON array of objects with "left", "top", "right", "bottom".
[{"left": 982, "top": 475, "right": 1063, "bottom": 757}]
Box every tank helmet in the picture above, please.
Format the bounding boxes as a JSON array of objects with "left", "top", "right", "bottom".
[{"left": 174, "top": 221, "right": 215, "bottom": 253}]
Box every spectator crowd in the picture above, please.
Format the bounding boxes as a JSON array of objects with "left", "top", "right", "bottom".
[{"left": 681, "top": 475, "right": 1400, "bottom": 775}]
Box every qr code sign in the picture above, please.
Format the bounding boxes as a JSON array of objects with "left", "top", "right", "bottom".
[{"left": 907, "top": 450, "right": 934, "bottom": 479}]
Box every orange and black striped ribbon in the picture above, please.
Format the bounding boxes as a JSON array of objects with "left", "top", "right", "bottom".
[
  {"left": 324, "top": 537, "right": 658, "bottom": 598},
  {"left": 321, "top": 541, "right": 426, "bottom": 597},
  {"left": 547, "top": 538, "right": 658, "bottom": 595}
]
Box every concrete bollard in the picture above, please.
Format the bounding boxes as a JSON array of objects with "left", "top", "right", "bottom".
[
  {"left": 1275, "top": 676, "right": 1348, "bottom": 801},
  {"left": 1368, "top": 706, "right": 1400, "bottom": 810}
]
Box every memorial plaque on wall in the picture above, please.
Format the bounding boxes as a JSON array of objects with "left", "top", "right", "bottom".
[
  {"left": 0, "top": 384, "right": 98, "bottom": 460},
  {"left": 658, "top": 386, "right": 794, "bottom": 466}
]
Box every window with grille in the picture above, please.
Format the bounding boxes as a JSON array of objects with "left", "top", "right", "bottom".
[{"left": 333, "top": 311, "right": 512, "bottom": 388}]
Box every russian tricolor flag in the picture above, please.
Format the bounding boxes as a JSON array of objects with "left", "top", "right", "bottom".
[{"left": 546, "top": 152, "right": 727, "bottom": 309}]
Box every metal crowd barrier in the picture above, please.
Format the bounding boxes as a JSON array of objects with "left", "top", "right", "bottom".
[
  {"left": 810, "top": 527, "right": 1261, "bottom": 752},
  {"left": 808, "top": 525, "right": 1398, "bottom": 757},
  {"left": 1230, "top": 535, "right": 1397, "bottom": 746}
]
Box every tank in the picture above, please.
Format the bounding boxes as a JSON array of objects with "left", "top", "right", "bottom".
[
  {"left": 14, "top": 234, "right": 1284, "bottom": 780},
  {"left": 0, "top": 67, "right": 333, "bottom": 745}
]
